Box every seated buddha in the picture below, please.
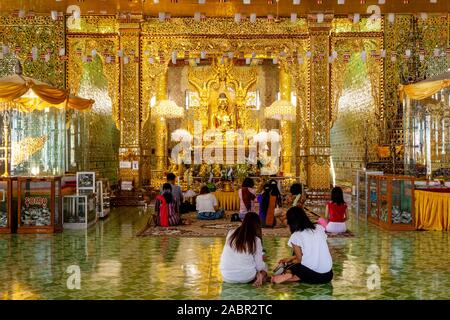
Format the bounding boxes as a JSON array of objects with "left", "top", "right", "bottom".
[{"left": 214, "top": 93, "right": 234, "bottom": 132}]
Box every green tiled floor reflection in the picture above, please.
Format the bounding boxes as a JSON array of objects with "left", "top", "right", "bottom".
[{"left": 1, "top": 206, "right": 450, "bottom": 299}]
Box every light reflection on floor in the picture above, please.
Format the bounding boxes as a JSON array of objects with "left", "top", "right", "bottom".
[{"left": 0, "top": 205, "right": 449, "bottom": 300}]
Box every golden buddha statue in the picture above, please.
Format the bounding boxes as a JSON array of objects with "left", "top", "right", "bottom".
[{"left": 213, "top": 93, "right": 234, "bottom": 132}]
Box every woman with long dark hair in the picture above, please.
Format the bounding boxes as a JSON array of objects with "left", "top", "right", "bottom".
[
  {"left": 238, "top": 177, "right": 257, "bottom": 220},
  {"left": 154, "top": 183, "right": 181, "bottom": 227},
  {"left": 288, "top": 183, "right": 306, "bottom": 208},
  {"left": 317, "top": 186, "right": 348, "bottom": 233},
  {"left": 220, "top": 212, "right": 267, "bottom": 287},
  {"left": 271, "top": 206, "right": 333, "bottom": 284}
]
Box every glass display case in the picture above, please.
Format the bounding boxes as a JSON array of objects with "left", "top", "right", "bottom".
[
  {"left": 1, "top": 109, "right": 66, "bottom": 177},
  {"left": 356, "top": 170, "right": 383, "bottom": 217},
  {"left": 63, "top": 194, "right": 97, "bottom": 229},
  {"left": 368, "top": 175, "right": 379, "bottom": 224},
  {"left": 0, "top": 177, "right": 12, "bottom": 233},
  {"left": 17, "top": 176, "right": 63, "bottom": 233},
  {"left": 403, "top": 87, "right": 450, "bottom": 179},
  {"left": 366, "top": 175, "right": 415, "bottom": 231}
]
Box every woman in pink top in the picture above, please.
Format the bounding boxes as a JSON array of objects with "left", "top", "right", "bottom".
[{"left": 238, "top": 177, "right": 257, "bottom": 221}]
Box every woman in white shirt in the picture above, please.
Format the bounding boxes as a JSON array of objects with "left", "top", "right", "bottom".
[
  {"left": 271, "top": 206, "right": 333, "bottom": 284},
  {"left": 196, "top": 186, "right": 225, "bottom": 220},
  {"left": 220, "top": 212, "right": 268, "bottom": 287}
]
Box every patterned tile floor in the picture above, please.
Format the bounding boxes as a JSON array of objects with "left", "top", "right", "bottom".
[{"left": 1, "top": 204, "right": 450, "bottom": 300}]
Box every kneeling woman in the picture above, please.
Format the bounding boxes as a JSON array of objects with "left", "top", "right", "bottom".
[
  {"left": 220, "top": 212, "right": 268, "bottom": 287},
  {"left": 272, "top": 207, "right": 333, "bottom": 284}
]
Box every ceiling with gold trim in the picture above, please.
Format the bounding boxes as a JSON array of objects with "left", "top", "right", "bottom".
[{"left": 0, "top": 0, "right": 448, "bottom": 17}]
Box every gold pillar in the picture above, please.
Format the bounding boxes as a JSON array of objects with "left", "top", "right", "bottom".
[
  {"left": 155, "top": 71, "right": 168, "bottom": 172},
  {"left": 119, "top": 22, "right": 141, "bottom": 186},
  {"left": 279, "top": 65, "right": 293, "bottom": 176},
  {"left": 1, "top": 112, "right": 10, "bottom": 177},
  {"left": 307, "top": 19, "right": 331, "bottom": 191}
]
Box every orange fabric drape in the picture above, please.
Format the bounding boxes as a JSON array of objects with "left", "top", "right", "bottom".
[
  {"left": 32, "top": 84, "right": 68, "bottom": 105},
  {"left": 399, "top": 80, "right": 450, "bottom": 101},
  {"left": 0, "top": 81, "right": 29, "bottom": 102},
  {"left": 414, "top": 190, "right": 450, "bottom": 231},
  {"left": 67, "top": 96, "right": 95, "bottom": 111}
]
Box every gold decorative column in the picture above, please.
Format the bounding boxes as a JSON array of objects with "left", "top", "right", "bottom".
[
  {"left": 279, "top": 64, "right": 293, "bottom": 176},
  {"left": 307, "top": 17, "right": 332, "bottom": 191},
  {"left": 155, "top": 71, "right": 168, "bottom": 172},
  {"left": 119, "top": 21, "right": 141, "bottom": 186},
  {"left": 1, "top": 112, "right": 10, "bottom": 177}
]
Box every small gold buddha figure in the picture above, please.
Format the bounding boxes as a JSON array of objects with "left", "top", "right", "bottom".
[{"left": 214, "top": 93, "right": 233, "bottom": 132}]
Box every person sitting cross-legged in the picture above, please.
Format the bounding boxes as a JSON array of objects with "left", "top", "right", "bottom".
[
  {"left": 271, "top": 206, "right": 333, "bottom": 285},
  {"left": 220, "top": 212, "right": 268, "bottom": 287},
  {"left": 196, "top": 186, "right": 225, "bottom": 220}
]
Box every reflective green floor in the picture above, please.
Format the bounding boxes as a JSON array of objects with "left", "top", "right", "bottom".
[{"left": 1, "top": 205, "right": 450, "bottom": 300}]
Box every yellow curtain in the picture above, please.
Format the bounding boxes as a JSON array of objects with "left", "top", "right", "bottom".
[
  {"left": 214, "top": 190, "right": 240, "bottom": 211},
  {"left": 68, "top": 96, "right": 95, "bottom": 111},
  {"left": 399, "top": 79, "right": 450, "bottom": 101},
  {"left": 32, "top": 84, "right": 68, "bottom": 105},
  {"left": 414, "top": 190, "right": 450, "bottom": 231},
  {"left": 0, "top": 79, "right": 93, "bottom": 112}
]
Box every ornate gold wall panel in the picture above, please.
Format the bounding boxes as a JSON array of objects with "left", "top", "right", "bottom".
[
  {"left": 141, "top": 18, "right": 308, "bottom": 36},
  {"left": 120, "top": 25, "right": 141, "bottom": 184},
  {"left": 66, "top": 35, "right": 121, "bottom": 182},
  {"left": 0, "top": 16, "right": 65, "bottom": 88},
  {"left": 417, "top": 15, "right": 449, "bottom": 79},
  {"left": 384, "top": 15, "right": 411, "bottom": 133},
  {"left": 307, "top": 27, "right": 331, "bottom": 190},
  {"left": 66, "top": 16, "right": 119, "bottom": 34},
  {"left": 279, "top": 64, "right": 293, "bottom": 176},
  {"left": 289, "top": 52, "right": 310, "bottom": 182},
  {"left": 154, "top": 72, "right": 168, "bottom": 173},
  {"left": 66, "top": 35, "right": 120, "bottom": 128},
  {"left": 332, "top": 17, "right": 382, "bottom": 33}
]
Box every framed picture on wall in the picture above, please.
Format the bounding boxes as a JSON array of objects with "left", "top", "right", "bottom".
[{"left": 76, "top": 172, "right": 96, "bottom": 194}]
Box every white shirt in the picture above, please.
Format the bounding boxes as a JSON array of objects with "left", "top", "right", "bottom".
[
  {"left": 220, "top": 230, "right": 267, "bottom": 283},
  {"left": 196, "top": 193, "right": 218, "bottom": 213},
  {"left": 288, "top": 225, "right": 332, "bottom": 274}
]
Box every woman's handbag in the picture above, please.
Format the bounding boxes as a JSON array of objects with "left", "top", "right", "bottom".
[{"left": 273, "top": 262, "right": 294, "bottom": 275}]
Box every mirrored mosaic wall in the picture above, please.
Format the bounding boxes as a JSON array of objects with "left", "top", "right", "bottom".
[{"left": 331, "top": 53, "right": 379, "bottom": 185}]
